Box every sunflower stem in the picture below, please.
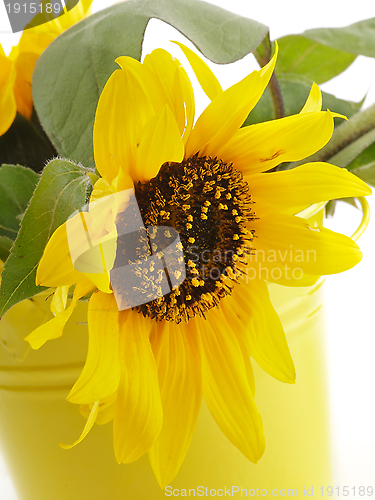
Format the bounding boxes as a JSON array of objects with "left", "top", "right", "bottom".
[
  {"left": 269, "top": 73, "right": 285, "bottom": 120},
  {"left": 285, "top": 102, "right": 375, "bottom": 169},
  {"left": 254, "top": 34, "right": 285, "bottom": 120}
]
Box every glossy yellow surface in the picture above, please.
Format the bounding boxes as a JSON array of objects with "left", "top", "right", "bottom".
[{"left": 0, "top": 280, "right": 330, "bottom": 499}]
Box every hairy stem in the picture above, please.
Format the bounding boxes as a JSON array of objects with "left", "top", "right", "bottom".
[{"left": 254, "top": 34, "right": 285, "bottom": 120}]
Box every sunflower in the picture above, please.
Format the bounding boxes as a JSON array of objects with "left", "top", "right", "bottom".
[
  {"left": 0, "top": 0, "right": 93, "bottom": 136},
  {"left": 25, "top": 42, "right": 371, "bottom": 487}
]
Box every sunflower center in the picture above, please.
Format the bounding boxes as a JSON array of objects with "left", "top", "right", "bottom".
[{"left": 133, "top": 155, "right": 256, "bottom": 323}]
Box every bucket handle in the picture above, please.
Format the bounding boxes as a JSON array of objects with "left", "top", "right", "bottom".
[
  {"left": 297, "top": 197, "right": 370, "bottom": 242},
  {"left": 350, "top": 196, "right": 370, "bottom": 242}
]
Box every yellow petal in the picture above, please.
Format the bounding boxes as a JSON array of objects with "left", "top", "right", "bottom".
[
  {"left": 66, "top": 202, "right": 118, "bottom": 294},
  {"left": 186, "top": 44, "right": 277, "bottom": 159},
  {"left": 134, "top": 105, "right": 184, "bottom": 182},
  {"left": 60, "top": 400, "right": 99, "bottom": 450},
  {"left": 222, "top": 280, "right": 296, "bottom": 383},
  {"left": 114, "top": 312, "right": 162, "bottom": 464},
  {"left": 35, "top": 0, "right": 93, "bottom": 33},
  {"left": 83, "top": 269, "right": 112, "bottom": 294},
  {"left": 50, "top": 285, "right": 69, "bottom": 314},
  {"left": 249, "top": 263, "right": 321, "bottom": 287},
  {"left": 248, "top": 212, "right": 363, "bottom": 276},
  {"left": 81, "top": 0, "right": 94, "bottom": 12},
  {"left": 172, "top": 41, "right": 223, "bottom": 100},
  {"left": 247, "top": 196, "right": 326, "bottom": 281},
  {"left": 300, "top": 82, "right": 322, "bottom": 113},
  {"left": 143, "top": 48, "right": 195, "bottom": 144},
  {"left": 0, "top": 45, "right": 17, "bottom": 136},
  {"left": 175, "top": 60, "right": 195, "bottom": 144},
  {"left": 13, "top": 51, "right": 38, "bottom": 119},
  {"left": 25, "top": 280, "right": 94, "bottom": 349},
  {"left": 15, "top": 31, "right": 54, "bottom": 59},
  {"left": 67, "top": 291, "right": 121, "bottom": 404},
  {"left": 90, "top": 178, "right": 114, "bottom": 202},
  {"left": 218, "top": 109, "right": 344, "bottom": 175},
  {"left": 80, "top": 392, "right": 117, "bottom": 425},
  {"left": 36, "top": 222, "right": 84, "bottom": 287},
  {"left": 93, "top": 61, "right": 154, "bottom": 185},
  {"left": 197, "top": 311, "right": 265, "bottom": 463},
  {"left": 148, "top": 320, "right": 202, "bottom": 488},
  {"left": 248, "top": 162, "right": 372, "bottom": 216}
]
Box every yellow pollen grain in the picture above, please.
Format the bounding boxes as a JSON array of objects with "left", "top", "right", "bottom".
[
  {"left": 186, "top": 223, "right": 193, "bottom": 230},
  {"left": 188, "top": 237, "right": 195, "bottom": 244},
  {"left": 182, "top": 205, "right": 191, "bottom": 211},
  {"left": 235, "top": 216, "right": 242, "bottom": 223},
  {"left": 192, "top": 278, "right": 200, "bottom": 287},
  {"left": 226, "top": 193, "right": 232, "bottom": 199},
  {"left": 186, "top": 295, "right": 192, "bottom": 300},
  {"left": 199, "top": 280, "right": 205, "bottom": 286},
  {"left": 232, "top": 209, "right": 238, "bottom": 216},
  {"left": 204, "top": 200, "right": 211, "bottom": 207},
  {"left": 215, "top": 191, "right": 221, "bottom": 199},
  {"left": 205, "top": 294, "right": 214, "bottom": 304},
  {"left": 201, "top": 206, "right": 208, "bottom": 214},
  {"left": 187, "top": 215, "right": 193, "bottom": 222},
  {"left": 233, "top": 234, "right": 239, "bottom": 240},
  {"left": 226, "top": 267, "right": 236, "bottom": 279},
  {"left": 187, "top": 260, "right": 196, "bottom": 267},
  {"left": 201, "top": 213, "right": 208, "bottom": 220},
  {"left": 232, "top": 254, "right": 238, "bottom": 262}
]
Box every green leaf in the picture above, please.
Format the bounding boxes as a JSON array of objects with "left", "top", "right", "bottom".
[
  {"left": 351, "top": 162, "right": 375, "bottom": 186},
  {"left": 0, "top": 165, "right": 39, "bottom": 240},
  {"left": 0, "top": 236, "right": 13, "bottom": 263},
  {"left": 33, "top": 0, "right": 268, "bottom": 167},
  {"left": 243, "top": 73, "right": 362, "bottom": 126},
  {"left": 303, "top": 18, "right": 375, "bottom": 58},
  {"left": 276, "top": 35, "right": 356, "bottom": 84},
  {"left": 0, "top": 159, "right": 92, "bottom": 317},
  {"left": 0, "top": 112, "right": 57, "bottom": 173}
]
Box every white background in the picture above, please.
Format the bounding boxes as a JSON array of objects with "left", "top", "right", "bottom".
[{"left": 1, "top": 0, "right": 375, "bottom": 498}]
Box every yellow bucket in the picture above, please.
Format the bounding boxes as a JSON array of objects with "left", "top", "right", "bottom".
[
  {"left": 2, "top": 198, "right": 369, "bottom": 499},
  {"left": 0, "top": 281, "right": 330, "bottom": 499}
]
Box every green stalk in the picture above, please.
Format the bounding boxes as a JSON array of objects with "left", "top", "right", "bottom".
[{"left": 254, "top": 34, "right": 285, "bottom": 120}]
